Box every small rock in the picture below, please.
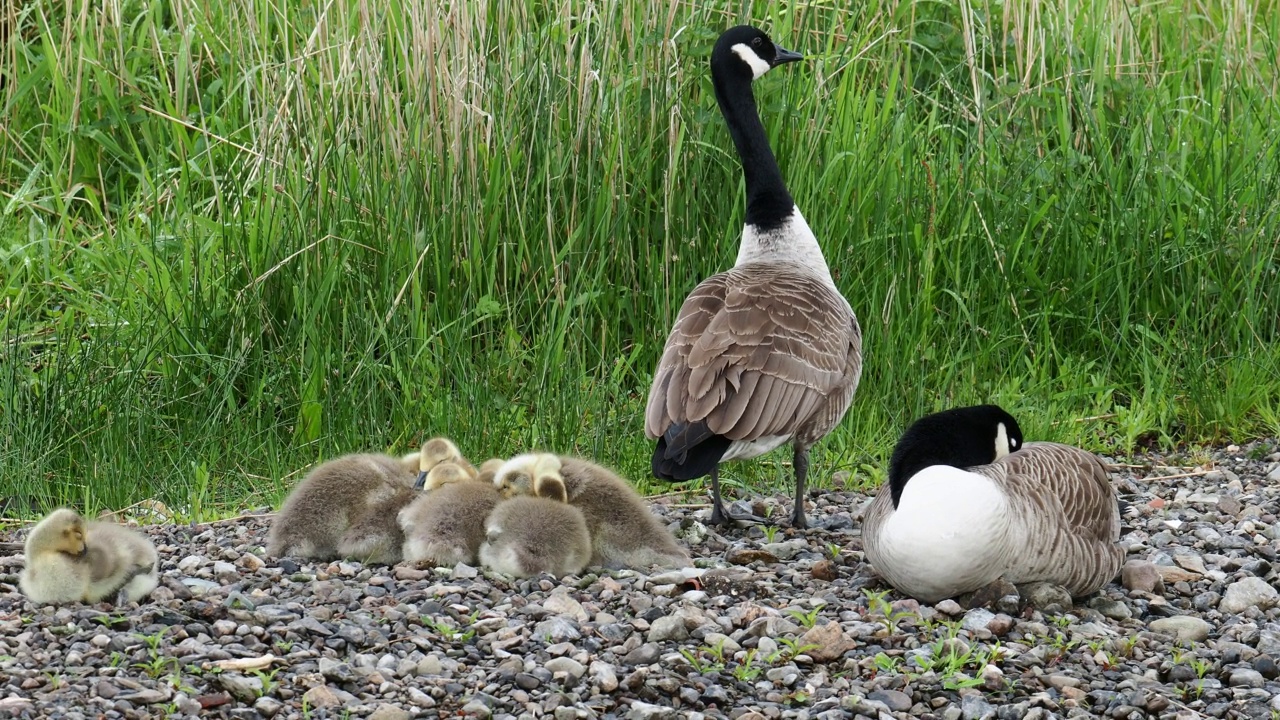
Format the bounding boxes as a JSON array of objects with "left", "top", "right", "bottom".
[
  {"left": 622, "top": 643, "right": 660, "bottom": 665},
  {"left": 987, "top": 614, "right": 1015, "bottom": 636},
  {"left": 535, "top": 616, "right": 582, "bottom": 642},
  {"left": 725, "top": 548, "right": 781, "bottom": 565},
  {"left": 868, "top": 690, "right": 912, "bottom": 713},
  {"left": 318, "top": 657, "right": 357, "bottom": 683},
  {"left": 544, "top": 591, "right": 589, "bottom": 623},
  {"left": 1088, "top": 597, "right": 1132, "bottom": 621},
  {"left": 1173, "top": 554, "right": 1209, "bottom": 575},
  {"left": 1267, "top": 464, "right": 1280, "bottom": 483},
  {"left": 961, "top": 693, "right": 995, "bottom": 720},
  {"left": 628, "top": 700, "right": 677, "bottom": 720},
  {"left": 1220, "top": 577, "right": 1279, "bottom": 613},
  {"left": 1218, "top": 496, "right": 1243, "bottom": 516},
  {"left": 253, "top": 697, "right": 285, "bottom": 718},
  {"left": 1149, "top": 616, "right": 1212, "bottom": 643},
  {"left": 811, "top": 559, "right": 838, "bottom": 581},
  {"left": 1021, "top": 582, "right": 1072, "bottom": 613},
  {"left": 460, "top": 700, "right": 492, "bottom": 718},
  {"left": 302, "top": 686, "right": 342, "bottom": 709},
  {"left": 589, "top": 661, "right": 618, "bottom": 692},
  {"left": 1156, "top": 565, "right": 1201, "bottom": 584},
  {"left": 800, "top": 622, "right": 857, "bottom": 662},
  {"left": 218, "top": 674, "right": 264, "bottom": 702},
  {"left": 961, "top": 608, "right": 996, "bottom": 633},
  {"left": 1045, "top": 674, "right": 1081, "bottom": 690},
  {"left": 647, "top": 615, "right": 689, "bottom": 643},
  {"left": 545, "top": 657, "right": 586, "bottom": 680},
  {"left": 1228, "top": 668, "right": 1264, "bottom": 688},
  {"left": 1120, "top": 560, "right": 1164, "bottom": 594},
  {"left": 935, "top": 599, "right": 963, "bottom": 616},
  {"left": 963, "top": 578, "right": 1019, "bottom": 610}
]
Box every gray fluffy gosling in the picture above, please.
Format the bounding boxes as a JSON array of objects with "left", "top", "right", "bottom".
[
  {"left": 480, "top": 456, "right": 592, "bottom": 578},
  {"left": 398, "top": 458, "right": 503, "bottom": 567},
  {"left": 494, "top": 453, "right": 690, "bottom": 570}
]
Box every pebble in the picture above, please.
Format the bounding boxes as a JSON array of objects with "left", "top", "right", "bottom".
[
  {"left": 1219, "top": 577, "right": 1279, "bottom": 613},
  {"left": 1149, "top": 616, "right": 1213, "bottom": 643}
]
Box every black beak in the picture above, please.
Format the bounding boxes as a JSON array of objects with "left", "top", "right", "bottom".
[
  {"left": 771, "top": 46, "right": 803, "bottom": 66},
  {"left": 413, "top": 470, "right": 428, "bottom": 490}
]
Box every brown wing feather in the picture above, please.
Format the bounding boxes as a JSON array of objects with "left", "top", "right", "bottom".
[{"left": 645, "top": 264, "right": 856, "bottom": 442}]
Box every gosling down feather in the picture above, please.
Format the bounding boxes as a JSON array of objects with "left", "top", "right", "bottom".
[
  {"left": 644, "top": 25, "right": 862, "bottom": 529},
  {"left": 19, "top": 508, "right": 159, "bottom": 605},
  {"left": 268, "top": 437, "right": 468, "bottom": 564},
  {"left": 494, "top": 454, "right": 690, "bottom": 570},
  {"left": 862, "top": 405, "right": 1124, "bottom": 603},
  {"left": 480, "top": 458, "right": 592, "bottom": 578},
  {"left": 398, "top": 459, "right": 503, "bottom": 567}
]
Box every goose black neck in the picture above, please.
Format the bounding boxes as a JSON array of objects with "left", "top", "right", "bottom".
[
  {"left": 887, "top": 451, "right": 952, "bottom": 510},
  {"left": 713, "top": 72, "right": 795, "bottom": 230}
]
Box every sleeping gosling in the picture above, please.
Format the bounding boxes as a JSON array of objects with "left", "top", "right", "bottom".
[
  {"left": 398, "top": 460, "right": 503, "bottom": 567},
  {"left": 479, "top": 465, "right": 592, "bottom": 578},
  {"left": 268, "top": 438, "right": 452, "bottom": 564},
  {"left": 19, "top": 508, "right": 158, "bottom": 605},
  {"left": 494, "top": 453, "right": 690, "bottom": 570},
  {"left": 402, "top": 437, "right": 478, "bottom": 488}
]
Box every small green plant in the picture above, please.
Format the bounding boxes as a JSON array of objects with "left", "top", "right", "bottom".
[
  {"left": 420, "top": 616, "right": 475, "bottom": 643},
  {"left": 826, "top": 542, "right": 841, "bottom": 560},
  {"left": 1190, "top": 657, "right": 1211, "bottom": 679},
  {"left": 732, "top": 649, "right": 764, "bottom": 682},
  {"left": 771, "top": 638, "right": 821, "bottom": 663},
  {"left": 678, "top": 647, "right": 724, "bottom": 675},
  {"left": 785, "top": 606, "right": 822, "bottom": 629},
  {"left": 761, "top": 525, "right": 780, "bottom": 543},
  {"left": 872, "top": 651, "right": 901, "bottom": 676},
  {"left": 253, "top": 668, "right": 280, "bottom": 697}
]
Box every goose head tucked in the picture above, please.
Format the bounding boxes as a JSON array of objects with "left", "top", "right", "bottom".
[
  {"left": 29, "top": 508, "right": 89, "bottom": 559},
  {"left": 887, "top": 404, "right": 1023, "bottom": 509}
]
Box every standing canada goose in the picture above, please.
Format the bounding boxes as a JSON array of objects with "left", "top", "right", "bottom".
[
  {"left": 644, "top": 25, "right": 862, "bottom": 529},
  {"left": 268, "top": 436, "right": 469, "bottom": 563},
  {"left": 398, "top": 459, "right": 503, "bottom": 567},
  {"left": 19, "top": 508, "right": 159, "bottom": 605},
  {"left": 861, "top": 405, "right": 1124, "bottom": 603},
  {"left": 494, "top": 454, "right": 690, "bottom": 570},
  {"left": 480, "top": 461, "right": 592, "bottom": 578}
]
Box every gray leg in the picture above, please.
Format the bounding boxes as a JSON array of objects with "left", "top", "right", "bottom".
[
  {"left": 708, "top": 465, "right": 729, "bottom": 526},
  {"left": 791, "top": 448, "right": 809, "bottom": 529}
]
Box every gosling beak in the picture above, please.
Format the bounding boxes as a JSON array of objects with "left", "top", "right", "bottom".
[
  {"left": 413, "top": 470, "right": 428, "bottom": 490},
  {"left": 771, "top": 46, "right": 803, "bottom": 66}
]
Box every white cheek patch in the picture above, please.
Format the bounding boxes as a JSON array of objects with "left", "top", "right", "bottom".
[
  {"left": 731, "top": 43, "right": 771, "bottom": 79},
  {"left": 994, "top": 422, "right": 1011, "bottom": 459}
]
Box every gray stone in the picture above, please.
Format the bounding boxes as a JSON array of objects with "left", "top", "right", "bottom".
[
  {"left": 544, "top": 591, "right": 589, "bottom": 623},
  {"left": 961, "top": 608, "right": 996, "bottom": 633},
  {"left": 868, "top": 689, "right": 912, "bottom": 712},
  {"left": 545, "top": 657, "right": 586, "bottom": 680},
  {"left": 1227, "top": 668, "right": 1264, "bottom": 688},
  {"left": 589, "top": 660, "right": 618, "bottom": 692},
  {"left": 628, "top": 700, "right": 677, "bottom": 720},
  {"left": 1021, "top": 582, "right": 1072, "bottom": 613},
  {"left": 253, "top": 697, "right": 285, "bottom": 718},
  {"left": 535, "top": 616, "right": 582, "bottom": 642},
  {"left": 622, "top": 643, "right": 660, "bottom": 665},
  {"left": 647, "top": 615, "right": 689, "bottom": 643},
  {"left": 961, "top": 693, "right": 996, "bottom": 720},
  {"left": 319, "top": 657, "right": 357, "bottom": 683},
  {"left": 218, "top": 673, "right": 264, "bottom": 702},
  {"left": 1120, "top": 560, "right": 1164, "bottom": 594},
  {"left": 1149, "top": 616, "right": 1212, "bottom": 643},
  {"left": 1088, "top": 597, "right": 1132, "bottom": 621},
  {"left": 1220, "top": 577, "right": 1279, "bottom": 613}
]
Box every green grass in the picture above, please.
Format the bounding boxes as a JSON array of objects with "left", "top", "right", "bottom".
[{"left": 2, "top": 0, "right": 1278, "bottom": 517}]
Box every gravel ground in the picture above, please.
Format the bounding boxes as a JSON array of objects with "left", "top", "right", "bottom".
[{"left": 2, "top": 440, "right": 1280, "bottom": 720}]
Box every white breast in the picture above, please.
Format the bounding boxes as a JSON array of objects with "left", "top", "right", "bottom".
[
  {"left": 722, "top": 435, "right": 792, "bottom": 462},
  {"left": 868, "top": 466, "right": 1016, "bottom": 603}
]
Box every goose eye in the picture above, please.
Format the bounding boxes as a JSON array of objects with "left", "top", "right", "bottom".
[{"left": 751, "top": 37, "right": 762, "bottom": 47}]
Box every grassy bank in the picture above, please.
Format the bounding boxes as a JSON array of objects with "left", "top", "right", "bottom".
[{"left": 2, "top": 0, "right": 1278, "bottom": 518}]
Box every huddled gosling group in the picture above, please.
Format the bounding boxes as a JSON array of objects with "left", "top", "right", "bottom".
[{"left": 267, "top": 436, "right": 690, "bottom": 579}]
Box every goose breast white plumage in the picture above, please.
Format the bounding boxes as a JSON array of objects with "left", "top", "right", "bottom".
[{"left": 862, "top": 441, "right": 1123, "bottom": 602}]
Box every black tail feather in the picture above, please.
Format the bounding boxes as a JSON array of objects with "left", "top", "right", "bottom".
[{"left": 652, "top": 421, "right": 731, "bottom": 481}]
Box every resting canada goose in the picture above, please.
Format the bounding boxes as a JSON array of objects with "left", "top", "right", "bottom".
[
  {"left": 644, "top": 25, "right": 863, "bottom": 529},
  {"left": 861, "top": 405, "right": 1124, "bottom": 603},
  {"left": 19, "top": 508, "right": 158, "bottom": 605},
  {"left": 398, "top": 459, "right": 503, "bottom": 567},
  {"left": 494, "top": 453, "right": 690, "bottom": 570},
  {"left": 480, "top": 467, "right": 592, "bottom": 578},
  {"left": 267, "top": 438, "right": 456, "bottom": 564}
]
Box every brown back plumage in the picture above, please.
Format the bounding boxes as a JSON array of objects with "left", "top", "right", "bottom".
[{"left": 645, "top": 265, "right": 861, "bottom": 447}]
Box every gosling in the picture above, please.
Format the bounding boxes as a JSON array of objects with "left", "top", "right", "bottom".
[
  {"left": 479, "top": 463, "right": 592, "bottom": 578},
  {"left": 269, "top": 436, "right": 470, "bottom": 564},
  {"left": 494, "top": 453, "right": 690, "bottom": 570},
  {"left": 19, "top": 508, "right": 158, "bottom": 605},
  {"left": 398, "top": 459, "right": 503, "bottom": 567}
]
